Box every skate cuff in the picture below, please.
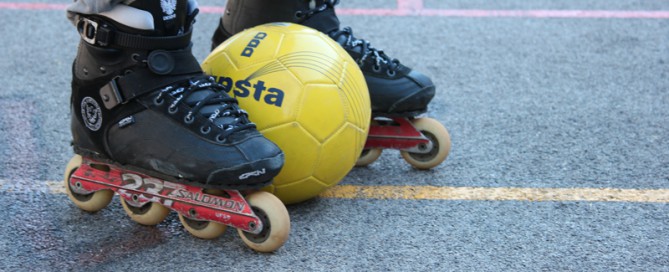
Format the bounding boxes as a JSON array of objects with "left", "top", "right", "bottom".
[{"left": 77, "top": 17, "right": 192, "bottom": 50}]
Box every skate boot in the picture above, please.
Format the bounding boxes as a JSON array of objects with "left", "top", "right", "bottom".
[
  {"left": 64, "top": 1, "right": 289, "bottom": 252},
  {"left": 211, "top": 0, "right": 450, "bottom": 169}
]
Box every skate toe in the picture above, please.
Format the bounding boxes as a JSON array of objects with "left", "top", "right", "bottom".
[
  {"left": 207, "top": 152, "right": 284, "bottom": 190},
  {"left": 367, "top": 69, "right": 436, "bottom": 115}
]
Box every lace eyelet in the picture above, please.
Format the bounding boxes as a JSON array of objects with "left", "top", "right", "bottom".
[
  {"left": 372, "top": 65, "right": 382, "bottom": 73},
  {"left": 294, "top": 11, "right": 304, "bottom": 19},
  {"left": 153, "top": 96, "right": 164, "bottom": 106},
  {"left": 184, "top": 114, "right": 195, "bottom": 124},
  {"left": 168, "top": 106, "right": 178, "bottom": 114},
  {"left": 386, "top": 69, "right": 397, "bottom": 77},
  {"left": 200, "top": 126, "right": 211, "bottom": 134},
  {"left": 215, "top": 134, "right": 226, "bottom": 143},
  {"left": 131, "top": 53, "right": 141, "bottom": 62}
]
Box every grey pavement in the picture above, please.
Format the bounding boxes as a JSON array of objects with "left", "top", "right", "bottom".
[{"left": 0, "top": 0, "right": 668, "bottom": 271}]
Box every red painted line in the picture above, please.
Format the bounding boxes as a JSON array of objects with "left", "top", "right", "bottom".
[
  {"left": 336, "top": 8, "right": 411, "bottom": 16},
  {"left": 198, "top": 6, "right": 226, "bottom": 14},
  {"left": 1, "top": 2, "right": 669, "bottom": 19},
  {"left": 0, "top": 2, "right": 66, "bottom": 10},
  {"left": 398, "top": 0, "right": 423, "bottom": 11},
  {"left": 334, "top": 8, "right": 669, "bottom": 18},
  {"left": 415, "top": 9, "right": 669, "bottom": 19}
]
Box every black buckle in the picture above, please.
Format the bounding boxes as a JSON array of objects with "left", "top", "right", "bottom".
[
  {"left": 77, "top": 18, "right": 112, "bottom": 46},
  {"left": 77, "top": 18, "right": 98, "bottom": 45},
  {"left": 99, "top": 76, "right": 124, "bottom": 109}
]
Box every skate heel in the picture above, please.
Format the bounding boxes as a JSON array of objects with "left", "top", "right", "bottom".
[
  {"left": 64, "top": 155, "right": 290, "bottom": 252},
  {"left": 356, "top": 116, "right": 451, "bottom": 170}
]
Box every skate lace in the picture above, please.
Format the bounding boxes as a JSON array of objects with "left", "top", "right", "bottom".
[
  {"left": 155, "top": 76, "right": 255, "bottom": 141},
  {"left": 329, "top": 27, "right": 401, "bottom": 76},
  {"left": 296, "top": 0, "right": 401, "bottom": 76}
]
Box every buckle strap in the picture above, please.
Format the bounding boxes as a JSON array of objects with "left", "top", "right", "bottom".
[
  {"left": 77, "top": 17, "right": 192, "bottom": 50},
  {"left": 99, "top": 70, "right": 188, "bottom": 110},
  {"left": 98, "top": 47, "right": 202, "bottom": 109}
]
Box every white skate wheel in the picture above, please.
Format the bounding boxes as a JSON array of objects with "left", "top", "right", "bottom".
[
  {"left": 179, "top": 213, "right": 227, "bottom": 239},
  {"left": 63, "top": 155, "right": 114, "bottom": 212},
  {"left": 355, "top": 148, "right": 382, "bottom": 167},
  {"left": 121, "top": 198, "right": 170, "bottom": 226},
  {"left": 400, "top": 118, "right": 451, "bottom": 170},
  {"left": 237, "top": 191, "right": 290, "bottom": 252}
]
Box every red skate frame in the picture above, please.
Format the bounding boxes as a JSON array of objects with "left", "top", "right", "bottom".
[
  {"left": 67, "top": 158, "right": 263, "bottom": 234},
  {"left": 364, "top": 117, "right": 429, "bottom": 150}
]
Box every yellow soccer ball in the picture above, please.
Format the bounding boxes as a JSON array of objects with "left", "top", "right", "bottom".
[{"left": 202, "top": 23, "right": 370, "bottom": 204}]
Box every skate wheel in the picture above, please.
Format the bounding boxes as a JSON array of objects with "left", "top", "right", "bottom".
[
  {"left": 355, "top": 148, "right": 382, "bottom": 167},
  {"left": 120, "top": 198, "right": 170, "bottom": 226},
  {"left": 238, "top": 191, "right": 290, "bottom": 252},
  {"left": 178, "top": 213, "right": 227, "bottom": 239},
  {"left": 63, "top": 155, "right": 114, "bottom": 212},
  {"left": 400, "top": 118, "right": 451, "bottom": 170}
]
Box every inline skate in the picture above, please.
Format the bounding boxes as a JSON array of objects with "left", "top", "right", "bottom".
[
  {"left": 64, "top": 0, "right": 289, "bottom": 252},
  {"left": 211, "top": 0, "right": 451, "bottom": 170}
]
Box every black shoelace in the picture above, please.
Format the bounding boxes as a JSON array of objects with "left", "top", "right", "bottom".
[
  {"left": 296, "top": 0, "right": 401, "bottom": 75},
  {"left": 329, "top": 27, "right": 401, "bottom": 75},
  {"left": 155, "top": 76, "right": 255, "bottom": 141}
]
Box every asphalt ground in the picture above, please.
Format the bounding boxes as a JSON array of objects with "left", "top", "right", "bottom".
[{"left": 0, "top": 0, "right": 668, "bottom": 271}]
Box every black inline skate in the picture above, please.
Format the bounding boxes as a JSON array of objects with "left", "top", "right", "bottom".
[
  {"left": 64, "top": 0, "right": 289, "bottom": 252},
  {"left": 211, "top": 0, "right": 450, "bottom": 170}
]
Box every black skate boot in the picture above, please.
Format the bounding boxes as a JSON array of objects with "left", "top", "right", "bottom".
[
  {"left": 70, "top": 0, "right": 284, "bottom": 189},
  {"left": 211, "top": 0, "right": 436, "bottom": 116}
]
